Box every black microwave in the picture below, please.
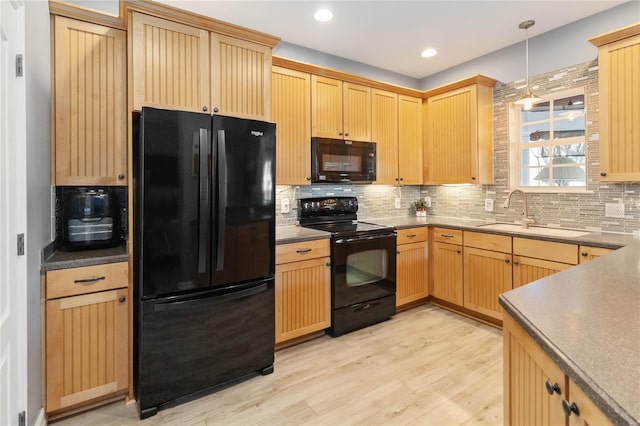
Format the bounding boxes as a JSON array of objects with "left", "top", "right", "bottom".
[{"left": 311, "top": 137, "right": 376, "bottom": 183}]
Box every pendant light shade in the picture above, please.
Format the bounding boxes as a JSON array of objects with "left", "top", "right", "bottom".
[{"left": 514, "top": 20, "right": 541, "bottom": 110}]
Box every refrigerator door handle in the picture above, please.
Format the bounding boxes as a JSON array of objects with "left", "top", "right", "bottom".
[
  {"left": 153, "top": 283, "right": 269, "bottom": 311},
  {"left": 216, "top": 129, "right": 227, "bottom": 272},
  {"left": 198, "top": 128, "right": 209, "bottom": 274}
]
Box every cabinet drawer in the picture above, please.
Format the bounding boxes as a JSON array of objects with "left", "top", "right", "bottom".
[
  {"left": 46, "top": 262, "right": 129, "bottom": 300},
  {"left": 397, "top": 227, "right": 428, "bottom": 244},
  {"left": 513, "top": 238, "right": 578, "bottom": 265},
  {"left": 276, "top": 239, "right": 330, "bottom": 264},
  {"left": 432, "top": 227, "right": 463, "bottom": 245},
  {"left": 464, "top": 231, "right": 511, "bottom": 253}
]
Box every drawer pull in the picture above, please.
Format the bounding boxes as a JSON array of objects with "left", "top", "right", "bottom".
[
  {"left": 441, "top": 234, "right": 454, "bottom": 238},
  {"left": 581, "top": 252, "right": 588, "bottom": 257},
  {"left": 296, "top": 248, "right": 312, "bottom": 254},
  {"left": 119, "top": 296, "right": 126, "bottom": 303},
  {"left": 406, "top": 234, "right": 417, "bottom": 238},
  {"left": 74, "top": 276, "right": 106, "bottom": 284}
]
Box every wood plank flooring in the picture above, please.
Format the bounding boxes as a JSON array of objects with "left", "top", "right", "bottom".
[{"left": 53, "top": 304, "right": 503, "bottom": 426}]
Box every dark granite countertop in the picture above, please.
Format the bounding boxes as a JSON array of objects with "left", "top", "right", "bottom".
[
  {"left": 42, "top": 244, "right": 129, "bottom": 272},
  {"left": 499, "top": 239, "right": 640, "bottom": 425}
]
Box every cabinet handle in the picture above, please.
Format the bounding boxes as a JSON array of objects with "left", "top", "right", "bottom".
[
  {"left": 513, "top": 260, "right": 520, "bottom": 265},
  {"left": 395, "top": 178, "right": 399, "bottom": 182},
  {"left": 296, "top": 248, "right": 312, "bottom": 254},
  {"left": 326, "top": 262, "right": 331, "bottom": 267},
  {"left": 74, "top": 276, "right": 106, "bottom": 284},
  {"left": 213, "top": 107, "right": 219, "bottom": 113},
  {"left": 600, "top": 172, "right": 607, "bottom": 177},
  {"left": 471, "top": 176, "right": 476, "bottom": 180},
  {"left": 202, "top": 106, "right": 208, "bottom": 112},
  {"left": 406, "top": 234, "right": 417, "bottom": 238},
  {"left": 399, "top": 177, "right": 404, "bottom": 181},
  {"left": 545, "top": 380, "right": 561, "bottom": 395},
  {"left": 561, "top": 400, "right": 580, "bottom": 417},
  {"left": 118, "top": 174, "right": 125, "bottom": 180},
  {"left": 504, "top": 258, "right": 510, "bottom": 264},
  {"left": 441, "top": 234, "right": 454, "bottom": 238},
  {"left": 119, "top": 296, "right": 126, "bottom": 303},
  {"left": 456, "top": 249, "right": 461, "bottom": 254},
  {"left": 306, "top": 176, "right": 312, "bottom": 181},
  {"left": 581, "top": 252, "right": 588, "bottom": 257},
  {"left": 338, "top": 132, "right": 343, "bottom": 136},
  {"left": 396, "top": 250, "right": 400, "bottom": 254},
  {"left": 345, "top": 132, "right": 349, "bottom": 137}
]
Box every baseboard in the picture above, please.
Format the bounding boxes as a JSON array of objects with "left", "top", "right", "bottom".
[{"left": 35, "top": 408, "right": 47, "bottom": 426}]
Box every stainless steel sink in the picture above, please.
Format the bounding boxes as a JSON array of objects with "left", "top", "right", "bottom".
[{"left": 476, "top": 223, "right": 590, "bottom": 238}]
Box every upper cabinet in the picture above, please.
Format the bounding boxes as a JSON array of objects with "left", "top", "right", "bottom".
[
  {"left": 211, "top": 34, "right": 272, "bottom": 120},
  {"left": 130, "top": 12, "right": 210, "bottom": 113},
  {"left": 371, "top": 89, "right": 399, "bottom": 184},
  {"left": 53, "top": 16, "right": 127, "bottom": 186},
  {"left": 398, "top": 95, "right": 423, "bottom": 185},
  {"left": 130, "top": 11, "right": 275, "bottom": 120},
  {"left": 311, "top": 76, "right": 371, "bottom": 141},
  {"left": 272, "top": 66, "right": 312, "bottom": 185},
  {"left": 423, "top": 77, "right": 496, "bottom": 185},
  {"left": 589, "top": 23, "right": 640, "bottom": 182}
]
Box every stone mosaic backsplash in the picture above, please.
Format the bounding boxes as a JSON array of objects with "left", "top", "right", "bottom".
[{"left": 276, "top": 60, "right": 640, "bottom": 235}]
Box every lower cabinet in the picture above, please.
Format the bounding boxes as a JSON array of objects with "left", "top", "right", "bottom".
[
  {"left": 512, "top": 238, "right": 577, "bottom": 288},
  {"left": 579, "top": 245, "right": 614, "bottom": 263},
  {"left": 396, "top": 227, "right": 429, "bottom": 308},
  {"left": 430, "top": 228, "right": 463, "bottom": 305},
  {"left": 503, "top": 314, "right": 612, "bottom": 426},
  {"left": 275, "top": 239, "right": 331, "bottom": 344},
  {"left": 45, "top": 262, "right": 129, "bottom": 414}
]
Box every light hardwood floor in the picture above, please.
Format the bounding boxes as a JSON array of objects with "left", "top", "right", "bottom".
[{"left": 53, "top": 304, "right": 503, "bottom": 426}]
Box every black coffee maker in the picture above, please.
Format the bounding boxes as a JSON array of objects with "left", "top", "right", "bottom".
[{"left": 62, "top": 188, "right": 121, "bottom": 250}]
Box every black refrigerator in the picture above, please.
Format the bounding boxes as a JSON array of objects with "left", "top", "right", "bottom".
[{"left": 133, "top": 107, "right": 276, "bottom": 419}]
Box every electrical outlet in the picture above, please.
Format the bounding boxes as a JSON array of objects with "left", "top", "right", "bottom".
[
  {"left": 484, "top": 198, "right": 494, "bottom": 212},
  {"left": 424, "top": 196, "right": 431, "bottom": 208},
  {"left": 605, "top": 202, "right": 625, "bottom": 218},
  {"left": 281, "top": 198, "right": 290, "bottom": 214},
  {"left": 394, "top": 197, "right": 401, "bottom": 209}
]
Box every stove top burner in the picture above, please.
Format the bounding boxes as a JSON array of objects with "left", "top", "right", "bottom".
[{"left": 303, "top": 221, "right": 393, "bottom": 236}]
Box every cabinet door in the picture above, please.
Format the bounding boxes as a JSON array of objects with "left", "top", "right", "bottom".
[
  {"left": 46, "top": 289, "right": 128, "bottom": 412},
  {"left": 272, "top": 66, "right": 311, "bottom": 185},
  {"left": 426, "top": 85, "right": 475, "bottom": 184},
  {"left": 568, "top": 377, "right": 613, "bottom": 426},
  {"left": 130, "top": 12, "right": 210, "bottom": 112},
  {"left": 371, "top": 89, "right": 399, "bottom": 184},
  {"left": 431, "top": 241, "right": 463, "bottom": 305},
  {"left": 597, "top": 34, "right": 640, "bottom": 181},
  {"left": 503, "top": 314, "right": 567, "bottom": 426},
  {"left": 463, "top": 247, "right": 512, "bottom": 319},
  {"left": 398, "top": 95, "right": 423, "bottom": 185},
  {"left": 396, "top": 241, "right": 429, "bottom": 307},
  {"left": 578, "top": 245, "right": 614, "bottom": 263},
  {"left": 513, "top": 256, "right": 573, "bottom": 288},
  {"left": 54, "top": 16, "right": 127, "bottom": 186},
  {"left": 342, "top": 82, "right": 371, "bottom": 141},
  {"left": 211, "top": 34, "right": 272, "bottom": 120},
  {"left": 275, "top": 257, "right": 331, "bottom": 344},
  {"left": 311, "top": 75, "right": 343, "bottom": 138}
]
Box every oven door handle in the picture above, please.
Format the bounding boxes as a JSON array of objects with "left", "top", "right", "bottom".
[{"left": 334, "top": 233, "right": 396, "bottom": 244}]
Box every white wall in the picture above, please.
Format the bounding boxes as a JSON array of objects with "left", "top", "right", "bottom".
[{"left": 25, "top": 1, "right": 51, "bottom": 424}]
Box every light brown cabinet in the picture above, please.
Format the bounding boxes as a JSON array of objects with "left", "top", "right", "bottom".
[
  {"left": 424, "top": 79, "right": 495, "bottom": 184},
  {"left": 463, "top": 232, "right": 512, "bottom": 320},
  {"left": 272, "top": 66, "right": 311, "bottom": 184},
  {"left": 396, "top": 227, "right": 429, "bottom": 308},
  {"left": 430, "top": 228, "right": 463, "bottom": 305},
  {"left": 275, "top": 240, "right": 331, "bottom": 344},
  {"left": 589, "top": 24, "right": 640, "bottom": 182},
  {"left": 371, "top": 89, "right": 399, "bottom": 184},
  {"left": 53, "top": 16, "right": 127, "bottom": 186},
  {"left": 45, "top": 262, "right": 129, "bottom": 414},
  {"left": 397, "top": 95, "right": 423, "bottom": 185},
  {"left": 578, "top": 245, "right": 614, "bottom": 263},
  {"left": 311, "top": 76, "right": 371, "bottom": 141},
  {"left": 504, "top": 314, "right": 612, "bottom": 426},
  {"left": 130, "top": 12, "right": 210, "bottom": 112},
  {"left": 512, "top": 238, "right": 577, "bottom": 288}
]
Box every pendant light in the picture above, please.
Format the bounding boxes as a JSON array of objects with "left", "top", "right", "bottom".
[{"left": 514, "top": 20, "right": 541, "bottom": 110}]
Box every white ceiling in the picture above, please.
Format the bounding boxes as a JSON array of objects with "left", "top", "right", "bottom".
[{"left": 156, "top": 0, "right": 629, "bottom": 79}]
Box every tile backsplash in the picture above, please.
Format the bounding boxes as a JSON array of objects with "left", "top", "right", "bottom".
[{"left": 276, "top": 60, "right": 639, "bottom": 235}]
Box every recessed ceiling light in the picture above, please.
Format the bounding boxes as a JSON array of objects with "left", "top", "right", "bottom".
[
  {"left": 314, "top": 9, "right": 333, "bottom": 22},
  {"left": 421, "top": 48, "right": 438, "bottom": 58}
]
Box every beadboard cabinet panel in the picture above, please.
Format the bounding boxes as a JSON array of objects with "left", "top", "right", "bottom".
[
  {"left": 397, "top": 95, "right": 423, "bottom": 185},
  {"left": 311, "top": 75, "right": 344, "bottom": 138},
  {"left": 371, "top": 89, "right": 399, "bottom": 184},
  {"left": 396, "top": 241, "right": 429, "bottom": 307},
  {"left": 342, "top": 82, "right": 371, "bottom": 141}
]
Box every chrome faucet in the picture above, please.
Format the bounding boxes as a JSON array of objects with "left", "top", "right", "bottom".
[{"left": 504, "top": 189, "right": 535, "bottom": 228}]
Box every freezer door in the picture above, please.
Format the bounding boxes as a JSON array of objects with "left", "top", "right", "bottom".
[
  {"left": 135, "top": 280, "right": 275, "bottom": 416},
  {"left": 211, "top": 115, "right": 276, "bottom": 286},
  {"left": 137, "top": 107, "right": 212, "bottom": 298}
]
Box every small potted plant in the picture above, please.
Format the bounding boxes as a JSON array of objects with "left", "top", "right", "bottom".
[{"left": 413, "top": 198, "right": 428, "bottom": 217}]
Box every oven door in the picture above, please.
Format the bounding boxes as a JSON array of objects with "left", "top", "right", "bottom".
[{"left": 332, "top": 232, "right": 396, "bottom": 309}]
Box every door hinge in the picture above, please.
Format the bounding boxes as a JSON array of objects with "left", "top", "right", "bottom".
[
  {"left": 16, "top": 54, "right": 23, "bottom": 77},
  {"left": 17, "top": 233, "right": 24, "bottom": 256},
  {"left": 18, "top": 411, "right": 25, "bottom": 426}
]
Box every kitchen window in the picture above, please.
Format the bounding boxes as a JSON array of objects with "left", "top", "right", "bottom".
[{"left": 510, "top": 89, "right": 587, "bottom": 190}]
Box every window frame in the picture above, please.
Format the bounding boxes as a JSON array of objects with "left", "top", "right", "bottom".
[{"left": 509, "top": 87, "right": 588, "bottom": 193}]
